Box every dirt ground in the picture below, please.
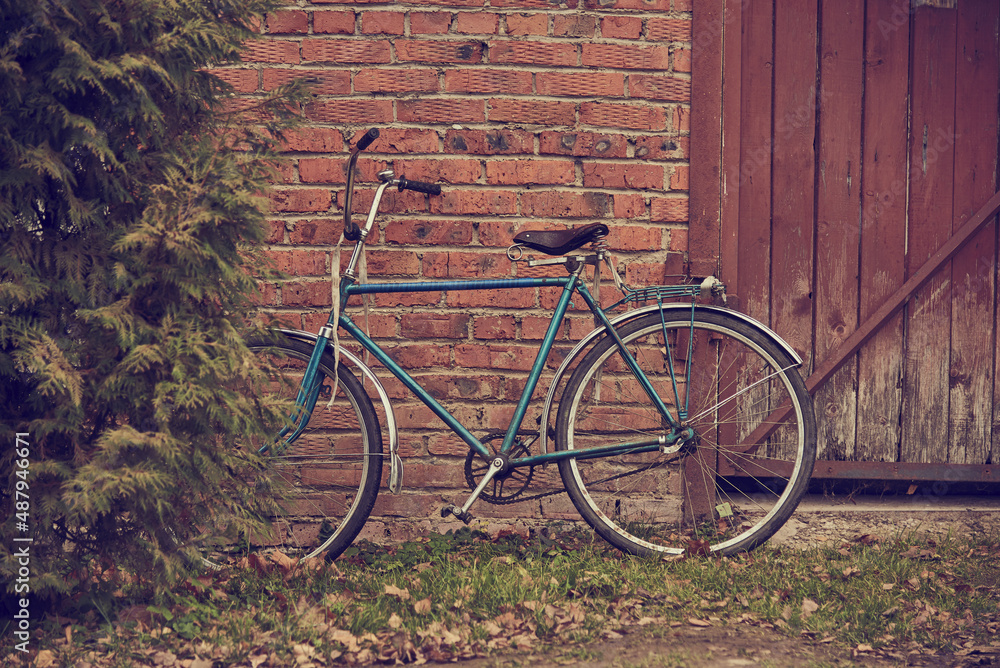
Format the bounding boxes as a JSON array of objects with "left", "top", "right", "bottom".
[{"left": 425, "top": 497, "right": 1000, "bottom": 668}]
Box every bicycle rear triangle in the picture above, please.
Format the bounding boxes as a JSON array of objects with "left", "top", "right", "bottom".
[{"left": 218, "top": 127, "right": 817, "bottom": 563}]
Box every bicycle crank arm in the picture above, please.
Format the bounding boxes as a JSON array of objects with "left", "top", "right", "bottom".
[{"left": 441, "top": 456, "right": 504, "bottom": 524}]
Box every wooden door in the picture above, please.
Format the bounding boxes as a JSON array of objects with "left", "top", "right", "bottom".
[{"left": 690, "top": 0, "right": 1000, "bottom": 479}]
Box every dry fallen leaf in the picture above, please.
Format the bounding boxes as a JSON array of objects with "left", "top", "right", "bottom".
[
  {"left": 801, "top": 598, "right": 819, "bottom": 618},
  {"left": 414, "top": 597, "right": 432, "bottom": 615},
  {"left": 385, "top": 584, "right": 410, "bottom": 601}
]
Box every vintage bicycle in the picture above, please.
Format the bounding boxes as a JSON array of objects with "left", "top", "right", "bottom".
[{"left": 231, "top": 128, "right": 816, "bottom": 562}]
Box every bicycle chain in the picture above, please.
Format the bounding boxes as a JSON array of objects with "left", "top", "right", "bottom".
[{"left": 463, "top": 431, "right": 685, "bottom": 505}]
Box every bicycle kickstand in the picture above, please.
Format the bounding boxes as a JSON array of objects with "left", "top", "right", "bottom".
[{"left": 441, "top": 457, "right": 505, "bottom": 524}]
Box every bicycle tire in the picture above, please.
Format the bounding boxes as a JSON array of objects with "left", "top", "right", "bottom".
[
  {"left": 555, "top": 310, "right": 816, "bottom": 556},
  {"left": 207, "top": 336, "right": 383, "bottom": 563}
]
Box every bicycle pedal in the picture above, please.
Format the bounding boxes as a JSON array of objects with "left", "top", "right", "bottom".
[{"left": 441, "top": 504, "right": 474, "bottom": 524}]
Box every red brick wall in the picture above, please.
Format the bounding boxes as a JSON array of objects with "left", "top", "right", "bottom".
[{"left": 230, "top": 0, "right": 692, "bottom": 538}]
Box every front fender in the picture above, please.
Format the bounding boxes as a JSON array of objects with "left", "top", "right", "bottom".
[{"left": 274, "top": 328, "right": 403, "bottom": 494}]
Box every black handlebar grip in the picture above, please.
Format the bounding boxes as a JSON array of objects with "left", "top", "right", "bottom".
[
  {"left": 356, "top": 128, "right": 379, "bottom": 151},
  {"left": 397, "top": 176, "right": 442, "bottom": 196}
]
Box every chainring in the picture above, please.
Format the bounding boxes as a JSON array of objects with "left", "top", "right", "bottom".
[{"left": 464, "top": 431, "right": 536, "bottom": 505}]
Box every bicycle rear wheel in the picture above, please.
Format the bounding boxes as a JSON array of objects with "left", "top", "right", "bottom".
[
  {"left": 205, "top": 336, "right": 383, "bottom": 564},
  {"left": 555, "top": 310, "right": 816, "bottom": 556}
]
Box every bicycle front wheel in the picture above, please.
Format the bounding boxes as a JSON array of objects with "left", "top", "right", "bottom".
[
  {"left": 555, "top": 310, "right": 816, "bottom": 556},
  {"left": 208, "top": 336, "right": 383, "bottom": 564}
]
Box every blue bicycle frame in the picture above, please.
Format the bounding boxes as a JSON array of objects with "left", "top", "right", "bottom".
[{"left": 273, "top": 270, "right": 696, "bottom": 473}]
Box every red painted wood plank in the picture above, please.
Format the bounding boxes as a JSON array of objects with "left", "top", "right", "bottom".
[
  {"left": 813, "top": 0, "right": 864, "bottom": 461},
  {"left": 949, "top": 0, "right": 999, "bottom": 464},
  {"left": 856, "top": 0, "right": 910, "bottom": 462},
  {"left": 901, "top": 6, "right": 957, "bottom": 463},
  {"left": 688, "top": 0, "right": 725, "bottom": 278},
  {"left": 735, "top": 0, "right": 773, "bottom": 325},
  {"left": 770, "top": 0, "right": 817, "bottom": 367},
  {"left": 720, "top": 0, "right": 743, "bottom": 297}
]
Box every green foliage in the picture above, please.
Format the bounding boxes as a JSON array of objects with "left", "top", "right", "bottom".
[{"left": 0, "top": 0, "right": 309, "bottom": 596}]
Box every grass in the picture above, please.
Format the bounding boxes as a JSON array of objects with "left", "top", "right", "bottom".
[{"left": 4, "top": 525, "right": 999, "bottom": 666}]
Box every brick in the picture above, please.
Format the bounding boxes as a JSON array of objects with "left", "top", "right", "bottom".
[
  {"left": 489, "top": 41, "right": 577, "bottom": 67},
  {"left": 583, "top": 162, "right": 664, "bottom": 189},
  {"left": 280, "top": 128, "right": 344, "bottom": 154},
  {"left": 489, "top": 99, "right": 576, "bottom": 126},
  {"left": 262, "top": 68, "right": 350, "bottom": 95},
  {"left": 536, "top": 71, "right": 625, "bottom": 97},
  {"left": 265, "top": 220, "right": 285, "bottom": 244},
  {"left": 539, "top": 131, "right": 627, "bottom": 158},
  {"left": 401, "top": 313, "right": 471, "bottom": 339},
  {"left": 301, "top": 39, "right": 391, "bottom": 63},
  {"left": 454, "top": 344, "right": 538, "bottom": 370},
  {"left": 673, "top": 105, "right": 691, "bottom": 133},
  {"left": 668, "top": 227, "right": 688, "bottom": 252},
  {"left": 299, "top": 158, "right": 346, "bottom": 184},
  {"left": 633, "top": 135, "right": 688, "bottom": 160},
  {"left": 423, "top": 251, "right": 511, "bottom": 278},
  {"left": 354, "top": 68, "right": 439, "bottom": 93},
  {"left": 288, "top": 219, "right": 342, "bottom": 245},
  {"left": 583, "top": 0, "right": 670, "bottom": 9},
  {"left": 505, "top": 13, "right": 547, "bottom": 36},
  {"left": 411, "top": 12, "right": 452, "bottom": 34},
  {"left": 361, "top": 11, "right": 404, "bottom": 35},
  {"left": 650, "top": 196, "right": 689, "bottom": 222},
  {"left": 313, "top": 11, "right": 355, "bottom": 34},
  {"left": 365, "top": 128, "right": 440, "bottom": 154},
  {"left": 553, "top": 14, "right": 596, "bottom": 38},
  {"left": 669, "top": 164, "right": 689, "bottom": 190},
  {"left": 476, "top": 219, "right": 520, "bottom": 247},
  {"left": 398, "top": 99, "right": 486, "bottom": 124},
  {"left": 208, "top": 68, "right": 258, "bottom": 93},
  {"left": 270, "top": 188, "right": 332, "bottom": 213},
  {"left": 673, "top": 48, "right": 692, "bottom": 73},
  {"left": 254, "top": 282, "right": 279, "bottom": 307},
  {"left": 420, "top": 374, "right": 506, "bottom": 401},
  {"left": 580, "top": 102, "right": 666, "bottom": 131},
  {"left": 387, "top": 344, "right": 452, "bottom": 369},
  {"left": 281, "top": 280, "right": 332, "bottom": 307},
  {"left": 485, "top": 159, "right": 575, "bottom": 186},
  {"left": 444, "top": 69, "right": 532, "bottom": 95},
  {"left": 266, "top": 10, "right": 308, "bottom": 34},
  {"left": 583, "top": 43, "right": 669, "bottom": 70},
  {"left": 455, "top": 12, "right": 499, "bottom": 34},
  {"left": 521, "top": 191, "right": 610, "bottom": 219},
  {"left": 268, "top": 250, "right": 327, "bottom": 276},
  {"left": 395, "top": 158, "right": 481, "bottom": 184},
  {"left": 647, "top": 17, "right": 691, "bottom": 42},
  {"left": 305, "top": 99, "right": 393, "bottom": 124},
  {"left": 607, "top": 225, "right": 663, "bottom": 251},
  {"left": 473, "top": 316, "right": 516, "bottom": 340},
  {"left": 601, "top": 15, "right": 643, "bottom": 39},
  {"left": 371, "top": 291, "right": 441, "bottom": 308},
  {"left": 242, "top": 40, "right": 300, "bottom": 64},
  {"left": 446, "top": 288, "right": 536, "bottom": 308},
  {"left": 385, "top": 219, "right": 473, "bottom": 245},
  {"left": 430, "top": 189, "right": 518, "bottom": 216},
  {"left": 613, "top": 193, "right": 646, "bottom": 218},
  {"left": 630, "top": 74, "right": 691, "bottom": 102},
  {"left": 397, "top": 40, "right": 484, "bottom": 64},
  {"left": 444, "top": 129, "right": 533, "bottom": 155},
  {"left": 675, "top": 0, "right": 693, "bottom": 12},
  {"left": 363, "top": 250, "right": 421, "bottom": 276},
  {"left": 521, "top": 315, "right": 569, "bottom": 341}
]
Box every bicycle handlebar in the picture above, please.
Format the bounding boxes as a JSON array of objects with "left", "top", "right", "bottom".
[
  {"left": 343, "top": 127, "right": 441, "bottom": 241},
  {"left": 397, "top": 175, "right": 442, "bottom": 196}
]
